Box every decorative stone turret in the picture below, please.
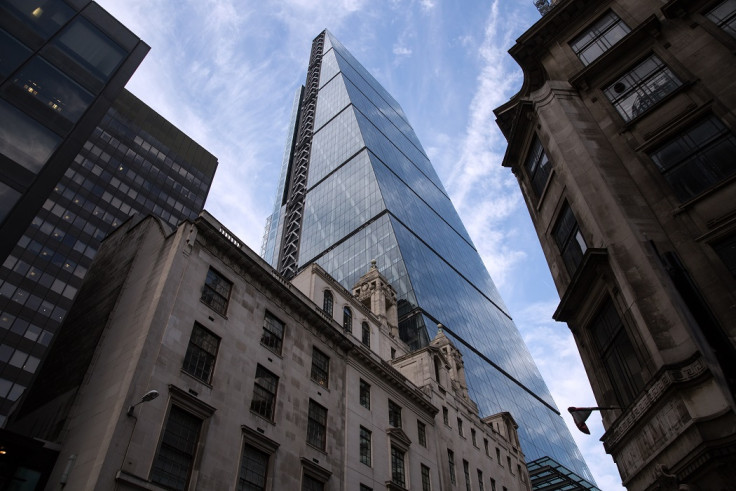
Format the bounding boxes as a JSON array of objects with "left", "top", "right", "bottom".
[
  {"left": 352, "top": 260, "right": 399, "bottom": 337},
  {"left": 430, "top": 325, "right": 471, "bottom": 403}
]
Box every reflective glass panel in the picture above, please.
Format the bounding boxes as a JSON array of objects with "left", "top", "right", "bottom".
[
  {"left": 0, "top": 28, "right": 31, "bottom": 80},
  {"left": 0, "top": 99, "right": 61, "bottom": 172},
  {"left": 53, "top": 18, "right": 126, "bottom": 80}
]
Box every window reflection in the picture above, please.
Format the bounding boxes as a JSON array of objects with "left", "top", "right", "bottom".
[
  {"left": 0, "top": 99, "right": 61, "bottom": 173},
  {"left": 2, "top": 0, "right": 74, "bottom": 40},
  {"left": 7, "top": 57, "right": 94, "bottom": 125},
  {"left": 0, "top": 181, "right": 21, "bottom": 223},
  {"left": 54, "top": 18, "right": 126, "bottom": 80},
  {"left": 0, "top": 29, "right": 32, "bottom": 80}
]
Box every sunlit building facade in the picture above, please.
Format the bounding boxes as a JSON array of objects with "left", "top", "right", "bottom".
[{"left": 263, "top": 30, "right": 593, "bottom": 480}]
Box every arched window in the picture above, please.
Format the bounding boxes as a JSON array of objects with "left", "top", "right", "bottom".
[
  {"left": 343, "top": 306, "right": 352, "bottom": 331},
  {"left": 323, "top": 290, "right": 333, "bottom": 316},
  {"left": 361, "top": 322, "right": 370, "bottom": 347}
]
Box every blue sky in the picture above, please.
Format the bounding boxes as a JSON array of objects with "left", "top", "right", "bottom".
[{"left": 95, "top": 0, "right": 624, "bottom": 488}]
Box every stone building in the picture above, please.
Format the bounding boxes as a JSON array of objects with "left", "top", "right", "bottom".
[
  {"left": 13, "top": 211, "right": 530, "bottom": 491},
  {"left": 493, "top": 0, "right": 736, "bottom": 489}
]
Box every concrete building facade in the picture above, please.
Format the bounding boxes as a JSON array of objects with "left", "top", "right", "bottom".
[
  {"left": 15, "top": 212, "right": 530, "bottom": 491},
  {"left": 494, "top": 0, "right": 736, "bottom": 489}
]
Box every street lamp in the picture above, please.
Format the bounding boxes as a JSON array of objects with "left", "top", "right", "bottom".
[{"left": 127, "top": 390, "right": 159, "bottom": 416}]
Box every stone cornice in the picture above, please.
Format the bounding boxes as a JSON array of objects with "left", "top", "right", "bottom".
[{"left": 602, "top": 355, "right": 709, "bottom": 451}]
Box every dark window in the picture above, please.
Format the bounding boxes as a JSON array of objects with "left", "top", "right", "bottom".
[
  {"left": 524, "top": 137, "right": 552, "bottom": 198},
  {"left": 491, "top": 478, "right": 497, "bottom": 491},
  {"left": 3, "top": 0, "right": 74, "bottom": 39},
  {"left": 713, "top": 234, "right": 736, "bottom": 279},
  {"left": 552, "top": 202, "right": 587, "bottom": 275},
  {"left": 421, "top": 464, "right": 431, "bottom": 491},
  {"left": 484, "top": 438, "right": 489, "bottom": 456},
  {"left": 201, "top": 267, "right": 232, "bottom": 316},
  {"left": 649, "top": 116, "right": 736, "bottom": 201},
  {"left": 507, "top": 457, "right": 513, "bottom": 473},
  {"left": 457, "top": 418, "right": 463, "bottom": 437},
  {"left": 471, "top": 428, "right": 477, "bottom": 446},
  {"left": 342, "top": 306, "right": 352, "bottom": 331},
  {"left": 418, "top": 420, "right": 427, "bottom": 447},
  {"left": 391, "top": 446, "right": 406, "bottom": 487},
  {"left": 707, "top": 0, "right": 736, "bottom": 38},
  {"left": 359, "top": 426, "right": 371, "bottom": 466},
  {"left": 390, "top": 347, "right": 396, "bottom": 359},
  {"left": 570, "top": 11, "right": 631, "bottom": 65},
  {"left": 0, "top": 29, "right": 31, "bottom": 79},
  {"left": 496, "top": 448, "right": 501, "bottom": 463},
  {"left": 182, "top": 323, "right": 219, "bottom": 384},
  {"left": 302, "top": 474, "right": 324, "bottom": 491},
  {"left": 361, "top": 321, "right": 370, "bottom": 347},
  {"left": 310, "top": 347, "right": 329, "bottom": 388},
  {"left": 448, "top": 449, "right": 456, "bottom": 484},
  {"left": 478, "top": 470, "right": 485, "bottom": 491},
  {"left": 359, "top": 379, "right": 370, "bottom": 409},
  {"left": 0, "top": 98, "right": 61, "bottom": 173},
  {"left": 360, "top": 485, "right": 372, "bottom": 491},
  {"left": 307, "top": 399, "right": 327, "bottom": 450},
  {"left": 589, "top": 298, "right": 645, "bottom": 406},
  {"left": 237, "top": 443, "right": 269, "bottom": 491},
  {"left": 53, "top": 17, "right": 126, "bottom": 81},
  {"left": 323, "top": 290, "right": 333, "bottom": 315},
  {"left": 150, "top": 406, "right": 202, "bottom": 490},
  {"left": 250, "top": 364, "right": 278, "bottom": 420},
  {"left": 261, "top": 311, "right": 284, "bottom": 354},
  {"left": 433, "top": 356, "right": 441, "bottom": 383},
  {"left": 604, "top": 55, "right": 682, "bottom": 121},
  {"left": 388, "top": 400, "right": 402, "bottom": 428},
  {"left": 442, "top": 407, "right": 449, "bottom": 425},
  {"left": 463, "top": 460, "right": 471, "bottom": 491}
]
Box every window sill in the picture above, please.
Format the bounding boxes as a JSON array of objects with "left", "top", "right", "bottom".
[
  {"left": 310, "top": 379, "right": 330, "bottom": 391},
  {"left": 180, "top": 369, "right": 213, "bottom": 389},
  {"left": 260, "top": 342, "right": 283, "bottom": 358},
  {"left": 249, "top": 409, "right": 276, "bottom": 426},
  {"left": 115, "top": 470, "right": 167, "bottom": 490},
  {"left": 306, "top": 442, "right": 328, "bottom": 455},
  {"left": 199, "top": 298, "right": 228, "bottom": 319}
]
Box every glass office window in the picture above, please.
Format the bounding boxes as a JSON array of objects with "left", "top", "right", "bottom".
[
  {"left": 0, "top": 182, "right": 21, "bottom": 223},
  {"left": 53, "top": 18, "right": 126, "bottom": 80},
  {"left": 2, "top": 0, "right": 74, "bottom": 40},
  {"left": 570, "top": 11, "right": 631, "bottom": 65},
  {"left": 0, "top": 99, "right": 61, "bottom": 173},
  {"left": 0, "top": 29, "right": 31, "bottom": 80},
  {"left": 604, "top": 55, "right": 682, "bottom": 121},
  {"left": 707, "top": 0, "right": 736, "bottom": 38}
]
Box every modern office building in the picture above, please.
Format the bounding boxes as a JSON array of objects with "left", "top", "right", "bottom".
[
  {"left": 0, "top": 85, "right": 217, "bottom": 426},
  {"left": 262, "top": 30, "right": 593, "bottom": 480},
  {"left": 494, "top": 0, "right": 736, "bottom": 489},
  {"left": 13, "top": 212, "right": 532, "bottom": 491}
]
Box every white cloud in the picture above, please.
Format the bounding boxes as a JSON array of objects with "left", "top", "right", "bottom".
[{"left": 393, "top": 45, "right": 413, "bottom": 56}]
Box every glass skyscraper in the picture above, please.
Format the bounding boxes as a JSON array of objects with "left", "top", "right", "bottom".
[{"left": 263, "top": 30, "right": 593, "bottom": 480}]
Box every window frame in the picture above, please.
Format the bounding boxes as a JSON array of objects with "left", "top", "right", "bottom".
[
  {"left": 447, "top": 449, "right": 456, "bottom": 484},
  {"left": 307, "top": 399, "right": 327, "bottom": 450},
  {"left": 342, "top": 306, "right": 352, "bottom": 331},
  {"left": 237, "top": 443, "right": 270, "bottom": 491},
  {"left": 706, "top": 0, "right": 736, "bottom": 39},
  {"left": 552, "top": 202, "right": 588, "bottom": 276},
  {"left": 421, "top": 464, "right": 431, "bottom": 491},
  {"left": 200, "top": 267, "right": 232, "bottom": 316},
  {"left": 361, "top": 321, "right": 370, "bottom": 347},
  {"left": 182, "top": 323, "right": 220, "bottom": 384},
  {"left": 570, "top": 10, "right": 631, "bottom": 65},
  {"left": 390, "top": 445, "right": 406, "bottom": 488},
  {"left": 359, "top": 426, "right": 372, "bottom": 467},
  {"left": 359, "top": 379, "right": 371, "bottom": 409},
  {"left": 310, "top": 347, "right": 330, "bottom": 388},
  {"left": 261, "top": 311, "right": 285, "bottom": 355},
  {"left": 322, "top": 290, "right": 333, "bottom": 316},
  {"left": 250, "top": 364, "right": 279, "bottom": 421},
  {"left": 417, "top": 420, "right": 427, "bottom": 447},
  {"left": 150, "top": 405, "right": 203, "bottom": 491},
  {"left": 388, "top": 399, "right": 402, "bottom": 428},
  {"left": 523, "top": 136, "right": 553, "bottom": 199}
]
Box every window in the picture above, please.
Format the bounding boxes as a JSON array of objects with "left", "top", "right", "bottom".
[
  {"left": 261, "top": 312, "right": 284, "bottom": 355},
  {"left": 552, "top": 202, "right": 587, "bottom": 275},
  {"left": 322, "top": 290, "right": 333, "bottom": 315},
  {"left": 484, "top": 438, "right": 489, "bottom": 456},
  {"left": 507, "top": 456, "right": 513, "bottom": 473},
  {"left": 250, "top": 365, "right": 278, "bottom": 420},
  {"left": 570, "top": 11, "right": 631, "bottom": 65},
  {"left": 361, "top": 321, "right": 370, "bottom": 347},
  {"left": 491, "top": 478, "right": 497, "bottom": 491},
  {"left": 302, "top": 474, "right": 324, "bottom": 491},
  {"left": 496, "top": 448, "right": 501, "bottom": 463},
  {"left": 418, "top": 420, "right": 427, "bottom": 447},
  {"left": 433, "top": 356, "right": 441, "bottom": 383},
  {"left": 524, "top": 137, "right": 552, "bottom": 198},
  {"left": 182, "top": 323, "right": 219, "bottom": 384},
  {"left": 604, "top": 55, "right": 682, "bottom": 122},
  {"left": 457, "top": 417, "right": 464, "bottom": 437},
  {"left": 388, "top": 400, "right": 402, "bottom": 428},
  {"left": 713, "top": 234, "right": 736, "bottom": 279},
  {"left": 390, "top": 347, "right": 396, "bottom": 359},
  {"left": 310, "top": 348, "right": 329, "bottom": 387},
  {"left": 342, "top": 306, "right": 352, "bottom": 331},
  {"left": 443, "top": 407, "right": 449, "bottom": 425},
  {"left": 237, "top": 443, "right": 269, "bottom": 491},
  {"left": 150, "top": 406, "right": 202, "bottom": 490},
  {"left": 54, "top": 17, "right": 126, "bottom": 81},
  {"left": 649, "top": 115, "right": 736, "bottom": 201},
  {"left": 360, "top": 485, "right": 372, "bottom": 491},
  {"left": 448, "top": 449, "right": 456, "bottom": 484},
  {"left": 307, "top": 399, "right": 327, "bottom": 450},
  {"left": 706, "top": 0, "right": 736, "bottom": 38},
  {"left": 589, "top": 298, "right": 645, "bottom": 406},
  {"left": 359, "top": 426, "right": 371, "bottom": 466},
  {"left": 463, "top": 460, "right": 471, "bottom": 491},
  {"left": 421, "top": 464, "right": 431, "bottom": 491},
  {"left": 201, "top": 267, "right": 232, "bottom": 315},
  {"left": 478, "top": 470, "right": 485, "bottom": 491},
  {"left": 391, "top": 446, "right": 406, "bottom": 487},
  {"left": 359, "top": 379, "right": 371, "bottom": 409},
  {"left": 471, "top": 428, "right": 477, "bottom": 446}
]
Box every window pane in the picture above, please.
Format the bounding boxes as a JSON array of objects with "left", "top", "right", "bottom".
[
  {"left": 0, "top": 99, "right": 61, "bottom": 173},
  {"left": 707, "top": 0, "right": 736, "bottom": 38},
  {"left": 53, "top": 18, "right": 126, "bottom": 80},
  {"left": 182, "top": 324, "right": 219, "bottom": 383},
  {"left": 3, "top": 0, "right": 74, "bottom": 39},
  {"left": 151, "top": 406, "right": 202, "bottom": 491},
  {"left": 570, "top": 11, "right": 631, "bottom": 65},
  {"left": 0, "top": 181, "right": 21, "bottom": 223},
  {"left": 307, "top": 400, "right": 327, "bottom": 449},
  {"left": 238, "top": 443, "right": 269, "bottom": 491},
  {"left": 0, "top": 28, "right": 32, "bottom": 79},
  {"left": 7, "top": 57, "right": 95, "bottom": 124}
]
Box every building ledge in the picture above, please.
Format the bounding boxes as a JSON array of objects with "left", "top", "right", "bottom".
[
  {"left": 554, "top": 249, "right": 609, "bottom": 322},
  {"left": 114, "top": 470, "right": 166, "bottom": 490}
]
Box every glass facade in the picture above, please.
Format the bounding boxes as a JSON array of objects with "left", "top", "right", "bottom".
[
  {"left": 0, "top": 88, "right": 216, "bottom": 425},
  {"left": 264, "top": 30, "right": 592, "bottom": 479}
]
